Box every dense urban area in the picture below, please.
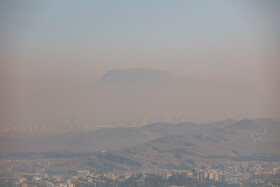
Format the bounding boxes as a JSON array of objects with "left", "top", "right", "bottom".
[{"left": 1, "top": 159, "right": 280, "bottom": 187}]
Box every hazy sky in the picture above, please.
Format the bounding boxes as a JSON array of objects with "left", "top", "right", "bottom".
[{"left": 1, "top": 1, "right": 280, "bottom": 127}]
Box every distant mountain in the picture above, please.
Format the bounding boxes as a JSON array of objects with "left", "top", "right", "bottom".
[
  {"left": 83, "top": 67, "right": 264, "bottom": 124},
  {"left": 4, "top": 67, "right": 273, "bottom": 131}
]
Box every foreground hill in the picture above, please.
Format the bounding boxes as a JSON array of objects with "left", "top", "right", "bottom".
[
  {"left": 81, "top": 118, "right": 280, "bottom": 172},
  {"left": 1, "top": 118, "right": 279, "bottom": 173},
  {"left": 0, "top": 122, "right": 198, "bottom": 152}
]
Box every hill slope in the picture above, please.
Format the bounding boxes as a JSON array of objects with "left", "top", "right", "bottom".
[{"left": 83, "top": 118, "right": 280, "bottom": 172}]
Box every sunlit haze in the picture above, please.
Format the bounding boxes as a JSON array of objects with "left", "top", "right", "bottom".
[{"left": 1, "top": 1, "right": 280, "bottom": 128}]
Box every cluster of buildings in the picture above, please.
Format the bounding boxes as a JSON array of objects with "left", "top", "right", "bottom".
[
  {"left": 196, "top": 169, "right": 225, "bottom": 182},
  {"left": 1, "top": 161, "right": 280, "bottom": 186}
]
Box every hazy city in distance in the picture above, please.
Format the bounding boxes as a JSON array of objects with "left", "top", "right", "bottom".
[{"left": 1, "top": 1, "right": 280, "bottom": 187}]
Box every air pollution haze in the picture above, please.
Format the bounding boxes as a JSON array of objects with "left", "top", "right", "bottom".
[
  {"left": 0, "top": 1, "right": 280, "bottom": 186},
  {"left": 1, "top": 65, "right": 279, "bottom": 130},
  {"left": 1, "top": 1, "right": 280, "bottom": 130}
]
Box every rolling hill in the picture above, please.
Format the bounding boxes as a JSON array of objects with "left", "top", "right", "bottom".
[{"left": 80, "top": 118, "right": 280, "bottom": 172}]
